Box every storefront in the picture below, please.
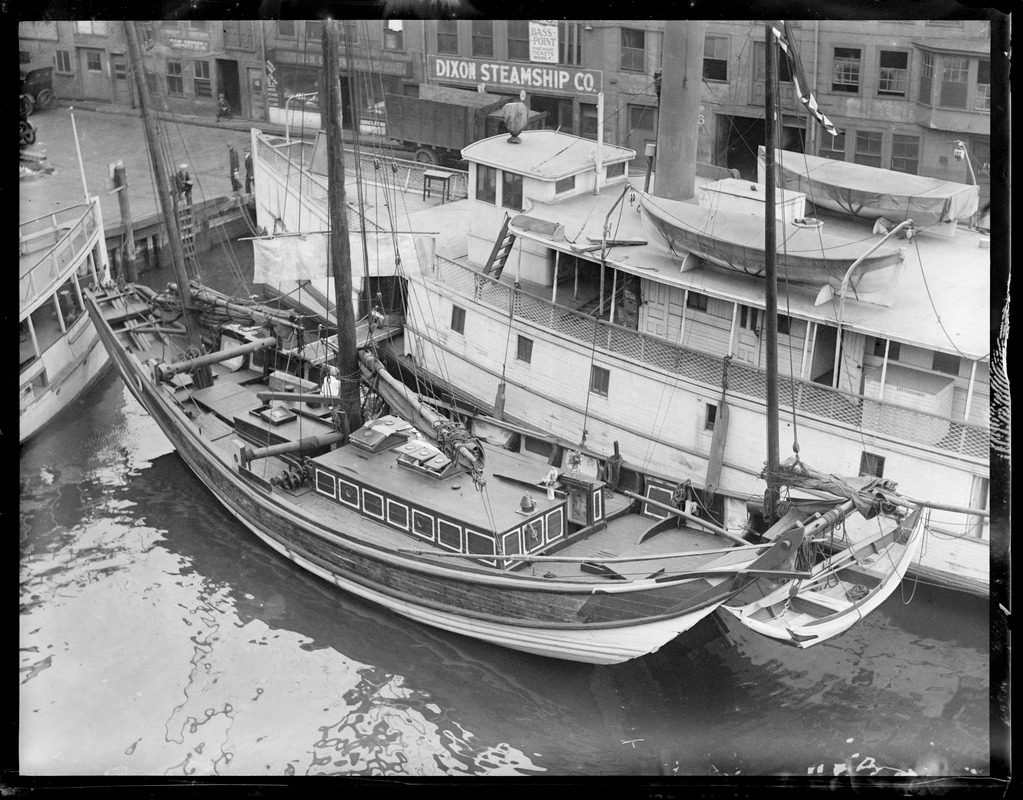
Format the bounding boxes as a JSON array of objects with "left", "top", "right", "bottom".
[
  {"left": 426, "top": 55, "right": 603, "bottom": 138},
  {"left": 266, "top": 49, "right": 411, "bottom": 132}
]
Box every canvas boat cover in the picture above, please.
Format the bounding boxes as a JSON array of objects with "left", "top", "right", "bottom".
[{"left": 758, "top": 147, "right": 980, "bottom": 227}]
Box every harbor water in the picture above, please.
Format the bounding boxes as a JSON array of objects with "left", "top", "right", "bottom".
[{"left": 18, "top": 239, "right": 1002, "bottom": 783}]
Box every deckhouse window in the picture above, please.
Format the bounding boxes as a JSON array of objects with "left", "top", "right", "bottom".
[
  {"left": 705, "top": 403, "right": 717, "bottom": 431},
  {"left": 832, "top": 47, "right": 862, "bottom": 93},
  {"left": 476, "top": 164, "right": 497, "bottom": 205},
  {"left": 620, "top": 28, "right": 645, "bottom": 73},
  {"left": 878, "top": 50, "right": 909, "bottom": 96},
  {"left": 451, "top": 305, "right": 466, "bottom": 334},
  {"left": 686, "top": 291, "right": 709, "bottom": 312},
  {"left": 437, "top": 20, "right": 458, "bottom": 55},
  {"left": 517, "top": 335, "right": 533, "bottom": 363},
  {"left": 704, "top": 35, "right": 729, "bottom": 82},
  {"left": 606, "top": 162, "right": 626, "bottom": 180},
  {"left": 555, "top": 176, "right": 576, "bottom": 194},
  {"left": 501, "top": 171, "right": 523, "bottom": 211},
  {"left": 859, "top": 451, "right": 886, "bottom": 478},
  {"left": 590, "top": 365, "right": 610, "bottom": 397},
  {"left": 507, "top": 20, "right": 529, "bottom": 61},
  {"left": 472, "top": 20, "right": 494, "bottom": 58}
]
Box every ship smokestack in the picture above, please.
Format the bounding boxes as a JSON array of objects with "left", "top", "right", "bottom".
[{"left": 653, "top": 20, "right": 704, "bottom": 202}]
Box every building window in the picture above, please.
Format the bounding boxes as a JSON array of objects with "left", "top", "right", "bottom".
[
  {"left": 705, "top": 403, "right": 717, "bottom": 431},
  {"left": 451, "top": 305, "right": 466, "bottom": 334},
  {"left": 621, "top": 28, "right": 645, "bottom": 72},
  {"left": 754, "top": 41, "right": 793, "bottom": 83},
  {"left": 86, "top": 51, "right": 102, "bottom": 72},
  {"left": 278, "top": 20, "right": 296, "bottom": 38},
  {"left": 559, "top": 21, "right": 582, "bottom": 65},
  {"left": 555, "top": 176, "right": 576, "bottom": 194},
  {"left": 517, "top": 336, "right": 533, "bottom": 363},
  {"left": 859, "top": 451, "right": 886, "bottom": 478},
  {"left": 342, "top": 21, "right": 359, "bottom": 44},
  {"left": 976, "top": 59, "right": 990, "bottom": 110},
  {"left": 891, "top": 134, "right": 920, "bottom": 174},
  {"left": 819, "top": 131, "right": 846, "bottom": 160},
  {"left": 502, "top": 171, "right": 523, "bottom": 211},
  {"left": 384, "top": 20, "right": 403, "bottom": 51},
  {"left": 55, "top": 50, "right": 72, "bottom": 74},
  {"left": 580, "top": 103, "right": 598, "bottom": 140},
  {"left": 919, "top": 51, "right": 934, "bottom": 105},
  {"left": 939, "top": 56, "right": 969, "bottom": 109},
  {"left": 305, "top": 20, "right": 322, "bottom": 42},
  {"left": 112, "top": 55, "right": 127, "bottom": 81},
  {"left": 472, "top": 20, "right": 494, "bottom": 58},
  {"left": 75, "top": 21, "right": 107, "bottom": 36},
  {"left": 476, "top": 164, "right": 497, "bottom": 205},
  {"left": 704, "top": 35, "right": 729, "bottom": 82},
  {"left": 832, "top": 47, "right": 862, "bottom": 93},
  {"left": 590, "top": 365, "right": 610, "bottom": 397},
  {"left": 853, "top": 130, "right": 883, "bottom": 168},
  {"left": 877, "top": 50, "right": 908, "bottom": 96},
  {"left": 740, "top": 305, "right": 759, "bottom": 332},
  {"left": 932, "top": 351, "right": 961, "bottom": 376},
  {"left": 193, "top": 60, "right": 212, "bottom": 98},
  {"left": 166, "top": 60, "right": 184, "bottom": 95},
  {"left": 188, "top": 21, "right": 208, "bottom": 33},
  {"left": 437, "top": 20, "right": 458, "bottom": 54},
  {"left": 686, "top": 291, "right": 709, "bottom": 312},
  {"left": 508, "top": 20, "right": 529, "bottom": 61}
]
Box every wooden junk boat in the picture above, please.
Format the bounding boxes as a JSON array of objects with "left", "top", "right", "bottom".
[{"left": 87, "top": 21, "right": 928, "bottom": 665}]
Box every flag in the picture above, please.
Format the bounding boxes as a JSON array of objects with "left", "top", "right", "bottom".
[{"left": 771, "top": 21, "right": 841, "bottom": 137}]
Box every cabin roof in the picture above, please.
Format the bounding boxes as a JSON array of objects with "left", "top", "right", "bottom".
[
  {"left": 428, "top": 173, "right": 990, "bottom": 362},
  {"left": 463, "top": 129, "right": 635, "bottom": 180},
  {"left": 311, "top": 431, "right": 561, "bottom": 534},
  {"left": 521, "top": 174, "right": 991, "bottom": 361}
]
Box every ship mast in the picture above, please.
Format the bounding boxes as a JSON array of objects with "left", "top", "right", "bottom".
[
  {"left": 322, "top": 19, "right": 364, "bottom": 433},
  {"left": 763, "top": 24, "right": 782, "bottom": 521},
  {"left": 123, "top": 22, "right": 206, "bottom": 357}
]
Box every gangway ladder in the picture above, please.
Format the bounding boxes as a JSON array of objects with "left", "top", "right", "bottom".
[
  {"left": 482, "top": 214, "right": 516, "bottom": 280},
  {"left": 176, "top": 205, "right": 199, "bottom": 268}
]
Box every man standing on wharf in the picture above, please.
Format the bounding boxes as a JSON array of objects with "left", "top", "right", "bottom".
[{"left": 228, "top": 143, "right": 241, "bottom": 194}]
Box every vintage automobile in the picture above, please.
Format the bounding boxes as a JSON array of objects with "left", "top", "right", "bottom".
[{"left": 20, "top": 61, "right": 55, "bottom": 116}]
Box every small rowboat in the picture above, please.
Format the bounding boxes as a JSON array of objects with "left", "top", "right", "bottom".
[
  {"left": 719, "top": 507, "right": 924, "bottom": 648},
  {"left": 638, "top": 192, "right": 905, "bottom": 292},
  {"left": 759, "top": 146, "right": 980, "bottom": 229}
]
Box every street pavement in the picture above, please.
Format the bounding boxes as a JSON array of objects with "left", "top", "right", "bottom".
[{"left": 19, "top": 103, "right": 285, "bottom": 228}]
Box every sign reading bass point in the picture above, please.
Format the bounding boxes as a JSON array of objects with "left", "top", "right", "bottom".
[
  {"left": 429, "top": 55, "right": 602, "bottom": 95},
  {"left": 529, "top": 20, "right": 559, "bottom": 63}
]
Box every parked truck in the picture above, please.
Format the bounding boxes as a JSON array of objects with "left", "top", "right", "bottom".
[{"left": 379, "top": 85, "right": 547, "bottom": 166}]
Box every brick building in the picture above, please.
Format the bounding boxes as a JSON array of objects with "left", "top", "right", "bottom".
[{"left": 18, "top": 18, "right": 991, "bottom": 202}]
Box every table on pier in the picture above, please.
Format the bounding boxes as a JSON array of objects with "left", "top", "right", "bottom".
[{"left": 422, "top": 170, "right": 455, "bottom": 203}]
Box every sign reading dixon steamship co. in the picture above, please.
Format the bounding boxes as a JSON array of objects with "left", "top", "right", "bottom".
[{"left": 428, "top": 55, "right": 603, "bottom": 95}]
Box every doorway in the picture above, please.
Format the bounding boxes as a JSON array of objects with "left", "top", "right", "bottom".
[
  {"left": 216, "top": 59, "right": 241, "bottom": 115},
  {"left": 78, "top": 48, "right": 108, "bottom": 100},
  {"left": 717, "top": 114, "right": 805, "bottom": 180}
]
